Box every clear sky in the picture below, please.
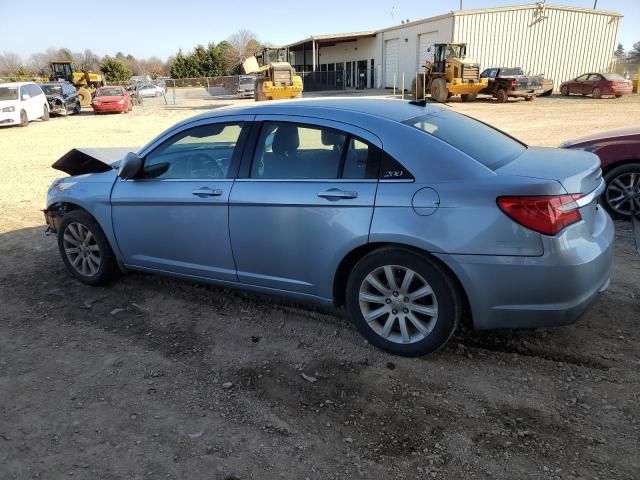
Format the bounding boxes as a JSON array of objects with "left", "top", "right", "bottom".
[{"left": 0, "top": 0, "right": 636, "bottom": 61}]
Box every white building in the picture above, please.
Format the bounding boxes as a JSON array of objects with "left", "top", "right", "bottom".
[{"left": 286, "top": 3, "right": 622, "bottom": 92}]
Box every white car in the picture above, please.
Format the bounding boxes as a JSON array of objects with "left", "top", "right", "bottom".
[
  {"left": 0, "top": 82, "right": 50, "bottom": 127},
  {"left": 137, "top": 84, "right": 165, "bottom": 98}
]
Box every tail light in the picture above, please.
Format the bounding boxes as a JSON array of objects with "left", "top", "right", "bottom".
[
  {"left": 497, "top": 194, "right": 585, "bottom": 235},
  {"left": 511, "top": 79, "right": 517, "bottom": 88}
]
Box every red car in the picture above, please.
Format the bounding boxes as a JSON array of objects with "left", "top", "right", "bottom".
[
  {"left": 562, "top": 126, "right": 640, "bottom": 219},
  {"left": 91, "top": 86, "right": 132, "bottom": 114},
  {"left": 559, "top": 72, "right": 633, "bottom": 99}
]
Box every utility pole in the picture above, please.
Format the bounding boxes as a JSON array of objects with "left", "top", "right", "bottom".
[
  {"left": 593, "top": 0, "right": 597, "bottom": 8},
  {"left": 460, "top": 0, "right": 463, "bottom": 10}
]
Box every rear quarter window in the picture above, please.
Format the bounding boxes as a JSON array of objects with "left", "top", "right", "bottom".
[{"left": 403, "top": 110, "right": 526, "bottom": 170}]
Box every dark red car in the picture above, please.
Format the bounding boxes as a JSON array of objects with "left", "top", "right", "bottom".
[
  {"left": 559, "top": 72, "right": 633, "bottom": 99},
  {"left": 562, "top": 126, "right": 640, "bottom": 219},
  {"left": 91, "top": 86, "right": 132, "bottom": 114}
]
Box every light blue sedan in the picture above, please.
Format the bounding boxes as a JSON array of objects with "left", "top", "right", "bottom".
[{"left": 44, "top": 99, "right": 614, "bottom": 356}]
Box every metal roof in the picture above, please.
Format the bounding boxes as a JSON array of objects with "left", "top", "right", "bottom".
[{"left": 286, "top": 3, "right": 622, "bottom": 44}]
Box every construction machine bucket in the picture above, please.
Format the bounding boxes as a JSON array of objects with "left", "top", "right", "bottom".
[{"left": 243, "top": 57, "right": 261, "bottom": 75}]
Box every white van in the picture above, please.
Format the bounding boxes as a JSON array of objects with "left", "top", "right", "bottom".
[{"left": 0, "top": 82, "right": 50, "bottom": 127}]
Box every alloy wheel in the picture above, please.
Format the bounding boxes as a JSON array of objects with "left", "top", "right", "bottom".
[
  {"left": 63, "top": 222, "right": 102, "bottom": 277},
  {"left": 605, "top": 172, "right": 640, "bottom": 216},
  {"left": 359, "top": 265, "right": 438, "bottom": 344}
]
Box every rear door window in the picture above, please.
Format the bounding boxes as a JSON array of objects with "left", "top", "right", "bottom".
[{"left": 404, "top": 110, "right": 526, "bottom": 170}]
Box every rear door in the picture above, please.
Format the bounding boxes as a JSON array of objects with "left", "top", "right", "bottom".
[
  {"left": 228, "top": 116, "right": 380, "bottom": 299},
  {"left": 111, "top": 115, "right": 253, "bottom": 281},
  {"left": 584, "top": 74, "right": 601, "bottom": 95}
]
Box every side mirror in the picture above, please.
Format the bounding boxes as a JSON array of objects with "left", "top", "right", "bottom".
[
  {"left": 118, "top": 152, "right": 143, "bottom": 180},
  {"left": 22, "top": 94, "right": 30, "bottom": 101}
]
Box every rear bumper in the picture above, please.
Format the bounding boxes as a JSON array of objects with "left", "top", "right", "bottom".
[
  {"left": 602, "top": 86, "right": 632, "bottom": 95},
  {"left": 510, "top": 87, "right": 544, "bottom": 97},
  {"left": 436, "top": 206, "right": 615, "bottom": 330}
]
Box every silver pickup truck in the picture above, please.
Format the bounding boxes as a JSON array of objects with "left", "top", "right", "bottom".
[{"left": 480, "top": 67, "right": 544, "bottom": 102}]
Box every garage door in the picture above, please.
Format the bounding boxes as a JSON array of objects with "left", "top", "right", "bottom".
[
  {"left": 417, "top": 32, "right": 437, "bottom": 72},
  {"left": 385, "top": 39, "right": 399, "bottom": 88}
]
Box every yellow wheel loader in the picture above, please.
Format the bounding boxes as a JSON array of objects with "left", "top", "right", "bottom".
[
  {"left": 242, "top": 48, "right": 302, "bottom": 102},
  {"left": 48, "top": 61, "right": 105, "bottom": 107},
  {"left": 412, "top": 43, "right": 487, "bottom": 103}
]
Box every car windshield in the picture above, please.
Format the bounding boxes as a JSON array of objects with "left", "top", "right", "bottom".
[
  {"left": 602, "top": 73, "right": 625, "bottom": 81},
  {"left": 239, "top": 77, "right": 254, "bottom": 85},
  {"left": 0, "top": 86, "right": 19, "bottom": 100},
  {"left": 97, "top": 88, "right": 123, "bottom": 97},
  {"left": 41, "top": 85, "right": 62, "bottom": 95},
  {"left": 499, "top": 68, "right": 524, "bottom": 76},
  {"left": 404, "top": 110, "right": 527, "bottom": 170},
  {"left": 444, "top": 45, "right": 464, "bottom": 58}
]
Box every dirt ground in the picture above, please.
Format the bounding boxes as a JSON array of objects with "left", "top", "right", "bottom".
[{"left": 1, "top": 91, "right": 639, "bottom": 480}]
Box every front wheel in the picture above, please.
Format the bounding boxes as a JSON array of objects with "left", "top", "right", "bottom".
[
  {"left": 57, "top": 210, "right": 120, "bottom": 286},
  {"left": 560, "top": 85, "right": 569, "bottom": 96},
  {"left": 430, "top": 78, "right": 448, "bottom": 103},
  {"left": 346, "top": 248, "right": 462, "bottom": 357},
  {"left": 525, "top": 95, "right": 535, "bottom": 101},
  {"left": 602, "top": 162, "right": 640, "bottom": 220},
  {"left": 19, "top": 110, "right": 28, "bottom": 127},
  {"left": 73, "top": 101, "right": 81, "bottom": 115},
  {"left": 42, "top": 105, "right": 50, "bottom": 121}
]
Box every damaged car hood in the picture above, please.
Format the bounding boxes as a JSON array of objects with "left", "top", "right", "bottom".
[{"left": 52, "top": 147, "right": 139, "bottom": 176}]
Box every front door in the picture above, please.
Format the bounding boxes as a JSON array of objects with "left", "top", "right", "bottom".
[
  {"left": 111, "top": 117, "right": 252, "bottom": 281},
  {"left": 229, "top": 116, "right": 380, "bottom": 299},
  {"left": 570, "top": 74, "right": 588, "bottom": 94}
]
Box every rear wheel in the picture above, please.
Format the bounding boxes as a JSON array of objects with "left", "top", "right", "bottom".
[
  {"left": 560, "top": 85, "right": 569, "bottom": 96},
  {"left": 525, "top": 95, "right": 534, "bottom": 101},
  {"left": 615, "top": 94, "right": 623, "bottom": 98},
  {"left": 460, "top": 93, "right": 477, "bottom": 102},
  {"left": 496, "top": 88, "right": 508, "bottom": 103},
  {"left": 57, "top": 210, "right": 120, "bottom": 286},
  {"left": 430, "top": 78, "right": 448, "bottom": 103},
  {"left": 602, "top": 162, "right": 640, "bottom": 219},
  {"left": 346, "top": 248, "right": 462, "bottom": 357},
  {"left": 77, "top": 87, "right": 92, "bottom": 107},
  {"left": 592, "top": 87, "right": 602, "bottom": 99},
  {"left": 19, "top": 110, "right": 28, "bottom": 127}
]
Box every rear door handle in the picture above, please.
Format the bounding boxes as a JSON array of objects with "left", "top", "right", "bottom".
[
  {"left": 317, "top": 189, "right": 358, "bottom": 200},
  {"left": 192, "top": 187, "right": 223, "bottom": 198}
]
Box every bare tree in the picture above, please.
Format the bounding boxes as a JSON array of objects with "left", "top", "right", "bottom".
[
  {"left": 0, "top": 52, "right": 23, "bottom": 76},
  {"left": 73, "top": 49, "right": 101, "bottom": 71},
  {"left": 224, "top": 29, "right": 261, "bottom": 73}
]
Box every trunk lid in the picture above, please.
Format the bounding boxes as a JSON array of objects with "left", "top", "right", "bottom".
[{"left": 496, "top": 147, "right": 604, "bottom": 233}]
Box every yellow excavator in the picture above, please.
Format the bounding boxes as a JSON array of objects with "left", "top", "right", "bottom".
[
  {"left": 242, "top": 48, "right": 302, "bottom": 101},
  {"left": 47, "top": 61, "right": 105, "bottom": 107},
  {"left": 412, "top": 43, "right": 487, "bottom": 103}
]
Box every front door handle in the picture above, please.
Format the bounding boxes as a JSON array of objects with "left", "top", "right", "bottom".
[
  {"left": 317, "top": 189, "right": 358, "bottom": 200},
  {"left": 192, "top": 187, "right": 223, "bottom": 198}
]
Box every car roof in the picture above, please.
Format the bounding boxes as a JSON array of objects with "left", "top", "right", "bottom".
[
  {"left": 0, "top": 81, "right": 37, "bottom": 87},
  {"left": 181, "top": 98, "right": 442, "bottom": 126}
]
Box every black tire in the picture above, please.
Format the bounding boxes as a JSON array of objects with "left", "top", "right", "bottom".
[
  {"left": 592, "top": 87, "right": 602, "bottom": 99},
  {"left": 345, "top": 248, "right": 462, "bottom": 357},
  {"left": 525, "top": 95, "right": 535, "bottom": 101},
  {"left": 57, "top": 210, "right": 120, "bottom": 286},
  {"left": 496, "top": 89, "right": 508, "bottom": 103},
  {"left": 540, "top": 89, "right": 552, "bottom": 97},
  {"left": 73, "top": 101, "right": 81, "bottom": 115},
  {"left": 560, "top": 85, "right": 569, "bottom": 96},
  {"left": 615, "top": 94, "right": 622, "bottom": 98},
  {"left": 460, "top": 93, "right": 477, "bottom": 102},
  {"left": 42, "top": 105, "right": 50, "bottom": 121},
  {"left": 602, "top": 162, "right": 640, "bottom": 220},
  {"left": 430, "top": 78, "right": 449, "bottom": 103},
  {"left": 19, "top": 110, "right": 28, "bottom": 127}
]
